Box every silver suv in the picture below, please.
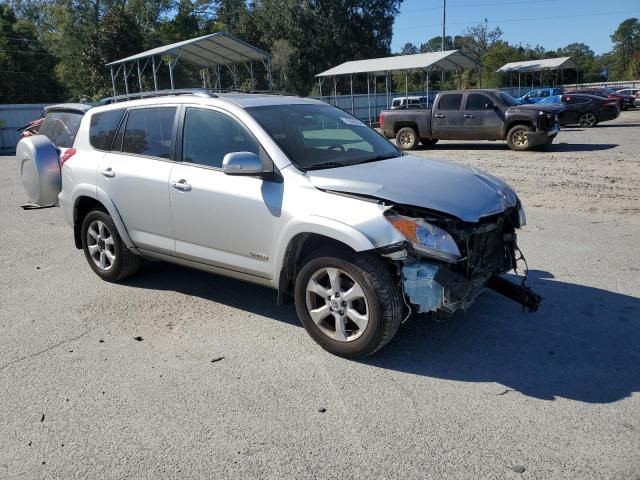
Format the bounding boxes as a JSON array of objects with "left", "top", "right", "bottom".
[{"left": 16, "top": 91, "right": 539, "bottom": 357}]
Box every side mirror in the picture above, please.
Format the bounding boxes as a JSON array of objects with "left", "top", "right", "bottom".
[{"left": 222, "top": 151, "right": 265, "bottom": 176}]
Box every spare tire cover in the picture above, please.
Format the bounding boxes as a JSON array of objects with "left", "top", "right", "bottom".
[{"left": 16, "top": 135, "right": 61, "bottom": 206}]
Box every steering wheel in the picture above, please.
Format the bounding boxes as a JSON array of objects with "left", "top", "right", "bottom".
[{"left": 326, "top": 144, "right": 345, "bottom": 152}]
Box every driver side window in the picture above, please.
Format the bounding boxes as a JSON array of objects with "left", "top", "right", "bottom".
[{"left": 182, "top": 108, "right": 260, "bottom": 169}]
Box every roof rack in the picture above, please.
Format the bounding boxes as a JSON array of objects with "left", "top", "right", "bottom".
[{"left": 97, "top": 89, "right": 217, "bottom": 105}]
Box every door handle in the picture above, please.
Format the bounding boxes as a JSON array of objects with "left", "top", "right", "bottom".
[
  {"left": 99, "top": 168, "right": 115, "bottom": 178},
  {"left": 171, "top": 179, "right": 192, "bottom": 192},
  {"left": 463, "top": 114, "right": 474, "bottom": 119},
  {"left": 434, "top": 113, "right": 445, "bottom": 118}
]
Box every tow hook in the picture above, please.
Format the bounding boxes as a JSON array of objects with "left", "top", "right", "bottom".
[{"left": 488, "top": 275, "right": 542, "bottom": 312}]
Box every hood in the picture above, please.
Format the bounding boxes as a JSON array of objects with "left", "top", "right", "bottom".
[
  {"left": 507, "top": 103, "right": 565, "bottom": 114},
  {"left": 307, "top": 156, "right": 518, "bottom": 223}
]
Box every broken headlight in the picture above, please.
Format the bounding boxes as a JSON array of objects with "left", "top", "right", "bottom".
[{"left": 386, "top": 214, "right": 461, "bottom": 263}]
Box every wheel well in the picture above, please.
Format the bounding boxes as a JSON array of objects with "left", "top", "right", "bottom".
[
  {"left": 505, "top": 121, "right": 533, "bottom": 136},
  {"left": 393, "top": 122, "right": 418, "bottom": 135},
  {"left": 73, "top": 197, "right": 106, "bottom": 249},
  {"left": 277, "top": 233, "right": 355, "bottom": 305}
]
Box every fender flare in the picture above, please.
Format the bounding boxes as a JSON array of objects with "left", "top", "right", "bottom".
[
  {"left": 272, "top": 215, "right": 377, "bottom": 288},
  {"left": 71, "top": 185, "right": 137, "bottom": 251}
]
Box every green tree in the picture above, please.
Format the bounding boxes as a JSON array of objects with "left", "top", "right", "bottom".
[
  {"left": 610, "top": 17, "right": 640, "bottom": 80},
  {"left": 0, "top": 4, "right": 63, "bottom": 102}
]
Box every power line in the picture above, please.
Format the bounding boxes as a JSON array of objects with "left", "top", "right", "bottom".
[
  {"left": 404, "top": 0, "right": 558, "bottom": 14},
  {"left": 399, "top": 9, "right": 640, "bottom": 32}
]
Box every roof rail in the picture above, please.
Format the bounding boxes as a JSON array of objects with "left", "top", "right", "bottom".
[{"left": 97, "top": 89, "right": 217, "bottom": 105}]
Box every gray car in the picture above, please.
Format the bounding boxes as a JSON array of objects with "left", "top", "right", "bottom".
[{"left": 16, "top": 91, "right": 539, "bottom": 357}]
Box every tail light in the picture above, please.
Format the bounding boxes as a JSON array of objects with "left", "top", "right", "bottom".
[
  {"left": 60, "top": 148, "right": 77, "bottom": 167},
  {"left": 379, "top": 112, "right": 384, "bottom": 127}
]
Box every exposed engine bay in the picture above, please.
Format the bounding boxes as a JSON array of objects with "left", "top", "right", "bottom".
[{"left": 381, "top": 204, "right": 541, "bottom": 315}]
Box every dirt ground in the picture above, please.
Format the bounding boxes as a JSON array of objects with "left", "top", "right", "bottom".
[{"left": 408, "top": 109, "right": 640, "bottom": 220}]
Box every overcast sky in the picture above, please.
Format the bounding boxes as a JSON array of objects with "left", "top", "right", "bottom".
[{"left": 392, "top": 0, "right": 640, "bottom": 55}]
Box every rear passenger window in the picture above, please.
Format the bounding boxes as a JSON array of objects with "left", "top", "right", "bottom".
[
  {"left": 90, "top": 109, "right": 125, "bottom": 150},
  {"left": 122, "top": 107, "right": 176, "bottom": 159},
  {"left": 182, "top": 108, "right": 260, "bottom": 169},
  {"left": 438, "top": 94, "right": 462, "bottom": 110},
  {"left": 40, "top": 111, "right": 84, "bottom": 148}
]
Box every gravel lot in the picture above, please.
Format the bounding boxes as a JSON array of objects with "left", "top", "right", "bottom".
[{"left": 1, "top": 112, "right": 639, "bottom": 479}]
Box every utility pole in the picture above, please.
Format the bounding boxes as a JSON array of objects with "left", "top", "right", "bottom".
[
  {"left": 441, "top": 0, "right": 446, "bottom": 86},
  {"left": 441, "top": 0, "right": 446, "bottom": 51}
]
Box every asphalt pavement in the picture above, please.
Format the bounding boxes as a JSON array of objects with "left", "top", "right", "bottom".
[{"left": 0, "top": 125, "right": 639, "bottom": 479}]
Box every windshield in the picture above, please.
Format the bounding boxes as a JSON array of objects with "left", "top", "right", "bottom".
[
  {"left": 498, "top": 92, "right": 520, "bottom": 106},
  {"left": 247, "top": 104, "right": 401, "bottom": 170},
  {"left": 538, "top": 95, "right": 561, "bottom": 104}
]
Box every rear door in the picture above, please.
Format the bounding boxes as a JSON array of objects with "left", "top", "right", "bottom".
[
  {"left": 97, "top": 106, "right": 178, "bottom": 254},
  {"left": 461, "top": 92, "right": 503, "bottom": 140},
  {"left": 431, "top": 93, "right": 463, "bottom": 139}
]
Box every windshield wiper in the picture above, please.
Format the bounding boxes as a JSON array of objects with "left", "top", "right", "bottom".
[
  {"left": 353, "top": 153, "right": 400, "bottom": 165},
  {"left": 303, "top": 162, "right": 347, "bottom": 171}
]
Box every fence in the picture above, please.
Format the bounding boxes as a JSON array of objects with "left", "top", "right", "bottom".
[{"left": 0, "top": 104, "right": 49, "bottom": 154}]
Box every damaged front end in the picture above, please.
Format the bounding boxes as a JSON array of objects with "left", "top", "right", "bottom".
[{"left": 381, "top": 205, "right": 541, "bottom": 316}]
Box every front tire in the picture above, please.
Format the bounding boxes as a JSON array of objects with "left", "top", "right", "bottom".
[
  {"left": 294, "top": 250, "right": 403, "bottom": 358},
  {"left": 506, "top": 125, "right": 531, "bottom": 151},
  {"left": 81, "top": 210, "right": 141, "bottom": 282},
  {"left": 396, "top": 126, "right": 419, "bottom": 150}
]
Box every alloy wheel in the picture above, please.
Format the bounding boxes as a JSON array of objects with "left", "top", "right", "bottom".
[
  {"left": 580, "top": 112, "right": 596, "bottom": 127},
  {"left": 86, "top": 220, "right": 116, "bottom": 271},
  {"left": 305, "top": 267, "right": 369, "bottom": 342},
  {"left": 512, "top": 129, "right": 528, "bottom": 148}
]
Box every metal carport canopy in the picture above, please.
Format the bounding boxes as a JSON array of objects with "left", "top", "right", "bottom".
[
  {"left": 105, "top": 32, "right": 272, "bottom": 95},
  {"left": 316, "top": 49, "right": 479, "bottom": 77},
  {"left": 496, "top": 57, "right": 577, "bottom": 73},
  {"left": 106, "top": 32, "right": 271, "bottom": 68}
]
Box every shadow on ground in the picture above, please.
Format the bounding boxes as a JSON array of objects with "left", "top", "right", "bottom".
[
  {"left": 422, "top": 143, "right": 618, "bottom": 152},
  {"left": 126, "top": 263, "right": 640, "bottom": 404}
]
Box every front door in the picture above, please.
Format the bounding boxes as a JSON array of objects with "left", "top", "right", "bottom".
[
  {"left": 97, "top": 106, "right": 178, "bottom": 253},
  {"left": 461, "top": 93, "right": 503, "bottom": 140},
  {"left": 169, "top": 106, "right": 282, "bottom": 280},
  {"left": 431, "top": 93, "right": 463, "bottom": 140}
]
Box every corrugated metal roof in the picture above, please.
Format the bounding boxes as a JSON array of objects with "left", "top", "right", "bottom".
[
  {"left": 496, "top": 57, "right": 577, "bottom": 73},
  {"left": 316, "top": 50, "right": 480, "bottom": 77},
  {"left": 106, "top": 32, "right": 271, "bottom": 67}
]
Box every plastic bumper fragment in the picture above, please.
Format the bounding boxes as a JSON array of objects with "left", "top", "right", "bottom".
[{"left": 402, "top": 262, "right": 444, "bottom": 313}]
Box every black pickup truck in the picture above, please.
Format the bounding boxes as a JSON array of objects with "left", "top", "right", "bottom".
[{"left": 379, "top": 89, "right": 564, "bottom": 151}]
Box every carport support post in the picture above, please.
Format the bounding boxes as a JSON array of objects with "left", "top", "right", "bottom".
[
  {"left": 373, "top": 75, "right": 377, "bottom": 122},
  {"left": 350, "top": 74, "right": 354, "bottom": 115},
  {"left": 152, "top": 56, "right": 158, "bottom": 91},
  {"left": 367, "top": 73, "right": 371, "bottom": 125},
  {"left": 318, "top": 78, "right": 323, "bottom": 102},
  {"left": 110, "top": 66, "right": 116, "bottom": 96},
  {"left": 169, "top": 56, "right": 175, "bottom": 90},
  {"left": 333, "top": 77, "right": 338, "bottom": 107},
  {"left": 124, "top": 62, "right": 129, "bottom": 96},
  {"left": 137, "top": 60, "right": 143, "bottom": 92},
  {"left": 404, "top": 71, "right": 409, "bottom": 108},
  {"left": 385, "top": 72, "right": 390, "bottom": 109}
]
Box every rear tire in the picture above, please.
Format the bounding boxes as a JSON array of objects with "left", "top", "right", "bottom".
[
  {"left": 294, "top": 249, "right": 403, "bottom": 358},
  {"left": 396, "top": 127, "right": 419, "bottom": 150},
  {"left": 578, "top": 112, "right": 597, "bottom": 128},
  {"left": 81, "top": 210, "right": 141, "bottom": 282},
  {"left": 506, "top": 125, "right": 531, "bottom": 151}
]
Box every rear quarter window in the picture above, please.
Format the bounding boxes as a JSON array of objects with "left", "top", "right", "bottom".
[
  {"left": 39, "top": 111, "right": 84, "bottom": 148},
  {"left": 90, "top": 109, "right": 125, "bottom": 150}
]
